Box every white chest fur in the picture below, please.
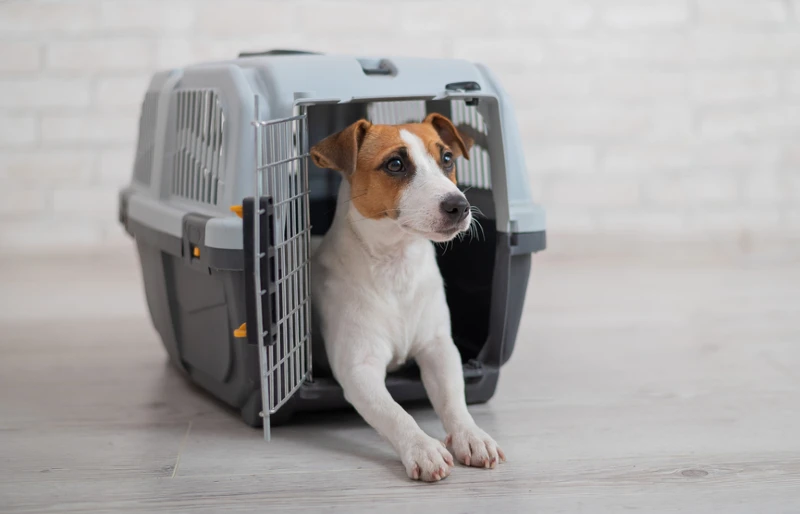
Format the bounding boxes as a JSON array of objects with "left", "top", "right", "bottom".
[
  {"left": 306, "top": 116, "right": 503, "bottom": 481},
  {"left": 311, "top": 182, "right": 451, "bottom": 375}
]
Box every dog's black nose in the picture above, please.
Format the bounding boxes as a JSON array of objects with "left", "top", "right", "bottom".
[{"left": 440, "top": 194, "right": 470, "bottom": 222}]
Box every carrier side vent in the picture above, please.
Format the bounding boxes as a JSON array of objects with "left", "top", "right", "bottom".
[
  {"left": 451, "top": 100, "right": 492, "bottom": 190},
  {"left": 367, "top": 100, "right": 426, "bottom": 125},
  {"left": 132, "top": 91, "right": 159, "bottom": 185},
  {"left": 171, "top": 89, "right": 225, "bottom": 205}
]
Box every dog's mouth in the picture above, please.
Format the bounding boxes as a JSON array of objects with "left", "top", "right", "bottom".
[
  {"left": 428, "top": 227, "right": 463, "bottom": 242},
  {"left": 399, "top": 222, "right": 469, "bottom": 243}
]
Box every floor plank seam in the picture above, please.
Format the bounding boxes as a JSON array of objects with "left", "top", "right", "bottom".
[{"left": 171, "top": 420, "right": 193, "bottom": 479}]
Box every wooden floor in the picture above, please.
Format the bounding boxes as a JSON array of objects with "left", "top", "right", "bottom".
[{"left": 2, "top": 242, "right": 799, "bottom": 513}]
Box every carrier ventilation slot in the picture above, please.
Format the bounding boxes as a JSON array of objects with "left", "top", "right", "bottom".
[
  {"left": 450, "top": 100, "right": 492, "bottom": 190},
  {"left": 171, "top": 89, "right": 225, "bottom": 205},
  {"left": 132, "top": 91, "right": 159, "bottom": 185},
  {"left": 367, "top": 100, "right": 426, "bottom": 125}
]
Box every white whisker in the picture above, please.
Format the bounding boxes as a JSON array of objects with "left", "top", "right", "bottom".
[{"left": 469, "top": 205, "right": 486, "bottom": 219}]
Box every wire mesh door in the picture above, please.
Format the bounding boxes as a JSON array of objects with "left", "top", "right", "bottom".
[{"left": 252, "top": 98, "right": 312, "bottom": 441}]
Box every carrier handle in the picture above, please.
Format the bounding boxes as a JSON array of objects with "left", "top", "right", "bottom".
[
  {"left": 357, "top": 58, "right": 396, "bottom": 76},
  {"left": 238, "top": 49, "right": 321, "bottom": 58},
  {"left": 445, "top": 81, "right": 481, "bottom": 92}
]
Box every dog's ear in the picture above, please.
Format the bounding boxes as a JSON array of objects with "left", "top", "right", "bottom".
[
  {"left": 424, "top": 113, "right": 474, "bottom": 160},
  {"left": 310, "top": 120, "right": 371, "bottom": 175}
]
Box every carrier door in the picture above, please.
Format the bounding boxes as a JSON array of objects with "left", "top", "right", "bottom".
[{"left": 242, "top": 107, "right": 312, "bottom": 441}]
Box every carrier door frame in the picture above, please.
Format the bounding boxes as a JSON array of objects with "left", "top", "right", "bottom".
[{"left": 246, "top": 97, "right": 313, "bottom": 441}]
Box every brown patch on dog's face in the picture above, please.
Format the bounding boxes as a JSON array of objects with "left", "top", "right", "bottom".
[
  {"left": 348, "top": 125, "right": 413, "bottom": 219},
  {"left": 310, "top": 114, "right": 473, "bottom": 223}
]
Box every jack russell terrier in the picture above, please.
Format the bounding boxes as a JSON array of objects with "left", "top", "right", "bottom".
[{"left": 310, "top": 113, "right": 504, "bottom": 482}]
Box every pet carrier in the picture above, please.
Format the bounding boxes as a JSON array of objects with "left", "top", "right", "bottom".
[{"left": 118, "top": 50, "right": 546, "bottom": 440}]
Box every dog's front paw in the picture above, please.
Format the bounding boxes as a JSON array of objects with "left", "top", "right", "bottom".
[
  {"left": 401, "top": 435, "right": 454, "bottom": 482},
  {"left": 446, "top": 425, "right": 505, "bottom": 469}
]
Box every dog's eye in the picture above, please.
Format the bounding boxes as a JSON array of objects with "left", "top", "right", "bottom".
[
  {"left": 384, "top": 157, "right": 405, "bottom": 174},
  {"left": 442, "top": 151, "right": 454, "bottom": 170}
]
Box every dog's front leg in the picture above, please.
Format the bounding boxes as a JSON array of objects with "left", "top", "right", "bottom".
[
  {"left": 335, "top": 355, "right": 454, "bottom": 481},
  {"left": 416, "top": 339, "right": 506, "bottom": 468}
]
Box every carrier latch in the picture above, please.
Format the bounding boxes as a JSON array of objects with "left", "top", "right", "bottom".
[
  {"left": 445, "top": 81, "right": 481, "bottom": 92},
  {"left": 182, "top": 213, "right": 210, "bottom": 267},
  {"left": 445, "top": 82, "right": 481, "bottom": 106}
]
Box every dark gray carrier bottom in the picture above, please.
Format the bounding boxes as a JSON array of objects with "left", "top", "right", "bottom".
[{"left": 122, "top": 191, "right": 545, "bottom": 427}]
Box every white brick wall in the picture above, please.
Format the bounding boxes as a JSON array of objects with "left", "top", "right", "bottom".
[
  {"left": 0, "top": 0, "right": 798, "bottom": 253},
  {"left": 695, "top": 0, "right": 790, "bottom": 26},
  {"left": 0, "top": 78, "right": 92, "bottom": 108},
  {"left": 41, "top": 114, "right": 138, "bottom": 144},
  {"left": 0, "top": 41, "right": 41, "bottom": 72},
  {"left": 0, "top": 115, "right": 37, "bottom": 146},
  {"left": 46, "top": 38, "right": 153, "bottom": 72},
  {"left": 601, "top": 0, "right": 690, "bottom": 29}
]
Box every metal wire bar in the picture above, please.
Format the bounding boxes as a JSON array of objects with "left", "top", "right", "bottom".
[
  {"left": 254, "top": 114, "right": 306, "bottom": 127},
  {"left": 256, "top": 153, "right": 310, "bottom": 171},
  {"left": 253, "top": 95, "right": 270, "bottom": 441}
]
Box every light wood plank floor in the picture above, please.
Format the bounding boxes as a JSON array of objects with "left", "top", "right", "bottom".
[{"left": 1, "top": 243, "right": 799, "bottom": 513}]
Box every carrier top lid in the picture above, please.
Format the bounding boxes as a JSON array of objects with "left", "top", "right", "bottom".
[{"left": 181, "top": 50, "right": 495, "bottom": 107}]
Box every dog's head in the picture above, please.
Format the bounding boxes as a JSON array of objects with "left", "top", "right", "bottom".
[{"left": 310, "top": 113, "right": 474, "bottom": 243}]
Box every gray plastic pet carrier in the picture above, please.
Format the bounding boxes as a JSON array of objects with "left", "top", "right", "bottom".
[{"left": 119, "top": 50, "right": 546, "bottom": 440}]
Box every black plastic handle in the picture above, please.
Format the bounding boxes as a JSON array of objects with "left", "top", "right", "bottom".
[
  {"left": 238, "top": 49, "right": 321, "bottom": 58},
  {"left": 445, "top": 81, "right": 481, "bottom": 92},
  {"left": 358, "top": 58, "right": 396, "bottom": 76}
]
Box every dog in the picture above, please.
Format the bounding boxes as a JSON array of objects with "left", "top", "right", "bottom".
[{"left": 309, "top": 113, "right": 504, "bottom": 482}]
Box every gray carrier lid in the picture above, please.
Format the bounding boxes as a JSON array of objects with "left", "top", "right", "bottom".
[{"left": 122, "top": 51, "right": 546, "bottom": 253}]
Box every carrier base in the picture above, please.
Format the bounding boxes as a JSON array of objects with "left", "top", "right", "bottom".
[{"left": 128, "top": 205, "right": 542, "bottom": 429}]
